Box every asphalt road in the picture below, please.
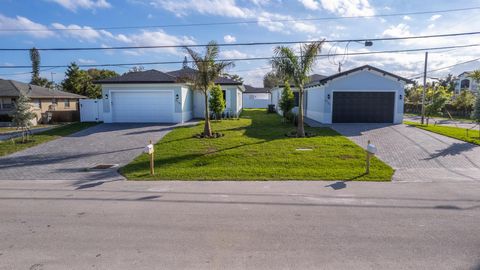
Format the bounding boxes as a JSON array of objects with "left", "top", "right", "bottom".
[{"left": 1, "top": 180, "right": 479, "bottom": 270}]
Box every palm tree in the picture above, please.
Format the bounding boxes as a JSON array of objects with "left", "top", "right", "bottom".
[
  {"left": 185, "top": 41, "right": 234, "bottom": 137},
  {"left": 271, "top": 41, "right": 324, "bottom": 137}
]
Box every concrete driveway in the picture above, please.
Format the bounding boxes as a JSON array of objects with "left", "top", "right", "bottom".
[
  {"left": 0, "top": 123, "right": 182, "bottom": 183},
  {"left": 332, "top": 124, "right": 480, "bottom": 182}
]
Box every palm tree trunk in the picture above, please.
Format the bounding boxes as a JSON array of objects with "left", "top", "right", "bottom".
[
  {"left": 297, "top": 87, "right": 305, "bottom": 137},
  {"left": 203, "top": 89, "right": 212, "bottom": 137}
]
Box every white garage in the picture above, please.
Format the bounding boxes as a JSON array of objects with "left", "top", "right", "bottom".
[{"left": 111, "top": 91, "right": 174, "bottom": 123}]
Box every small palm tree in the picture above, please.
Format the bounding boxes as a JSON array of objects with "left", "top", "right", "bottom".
[
  {"left": 185, "top": 41, "right": 234, "bottom": 137},
  {"left": 271, "top": 41, "right": 324, "bottom": 137}
]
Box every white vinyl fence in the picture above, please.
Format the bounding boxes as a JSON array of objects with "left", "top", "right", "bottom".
[{"left": 80, "top": 99, "right": 103, "bottom": 122}]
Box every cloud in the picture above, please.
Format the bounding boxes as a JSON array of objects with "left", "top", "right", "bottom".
[
  {"left": 298, "top": 0, "right": 375, "bottom": 16},
  {"left": 117, "top": 30, "right": 196, "bottom": 56},
  {"left": 382, "top": 23, "right": 412, "bottom": 37},
  {"left": 224, "top": 35, "right": 236, "bottom": 43},
  {"left": 429, "top": 14, "right": 442, "bottom": 21},
  {"left": 0, "top": 14, "right": 55, "bottom": 38},
  {"left": 219, "top": 49, "right": 248, "bottom": 59},
  {"left": 257, "top": 11, "right": 317, "bottom": 34},
  {"left": 51, "top": 23, "right": 112, "bottom": 41},
  {"left": 46, "top": 0, "right": 111, "bottom": 11},
  {"left": 150, "top": 0, "right": 253, "bottom": 18},
  {"left": 403, "top": 15, "right": 411, "bottom": 21},
  {"left": 78, "top": 58, "right": 96, "bottom": 64}
]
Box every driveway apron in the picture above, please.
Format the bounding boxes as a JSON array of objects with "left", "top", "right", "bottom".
[
  {"left": 0, "top": 123, "right": 180, "bottom": 183},
  {"left": 331, "top": 124, "right": 480, "bottom": 182}
]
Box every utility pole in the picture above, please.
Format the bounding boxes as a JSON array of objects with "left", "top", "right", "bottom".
[{"left": 421, "top": 52, "right": 428, "bottom": 125}]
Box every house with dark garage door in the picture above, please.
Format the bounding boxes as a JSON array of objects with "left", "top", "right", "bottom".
[{"left": 270, "top": 65, "right": 412, "bottom": 124}]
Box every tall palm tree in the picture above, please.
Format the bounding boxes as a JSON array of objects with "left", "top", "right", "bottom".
[
  {"left": 271, "top": 41, "right": 324, "bottom": 137},
  {"left": 185, "top": 41, "right": 234, "bottom": 137}
]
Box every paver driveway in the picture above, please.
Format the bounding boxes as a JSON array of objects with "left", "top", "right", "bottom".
[
  {"left": 332, "top": 124, "right": 480, "bottom": 182},
  {"left": 0, "top": 123, "right": 181, "bottom": 183}
]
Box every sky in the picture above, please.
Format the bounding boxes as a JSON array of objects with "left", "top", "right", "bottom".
[{"left": 1, "top": 0, "right": 480, "bottom": 86}]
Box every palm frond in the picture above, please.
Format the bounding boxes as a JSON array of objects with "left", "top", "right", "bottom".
[{"left": 300, "top": 41, "right": 324, "bottom": 84}]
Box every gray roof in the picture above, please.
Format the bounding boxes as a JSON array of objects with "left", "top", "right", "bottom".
[
  {"left": 95, "top": 69, "right": 177, "bottom": 84},
  {"left": 95, "top": 67, "right": 242, "bottom": 85},
  {"left": 306, "top": 65, "right": 413, "bottom": 88},
  {"left": 0, "top": 79, "right": 86, "bottom": 99},
  {"left": 244, "top": 85, "right": 270, "bottom": 93}
]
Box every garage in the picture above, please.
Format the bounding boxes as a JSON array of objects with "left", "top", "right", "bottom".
[
  {"left": 111, "top": 91, "right": 174, "bottom": 123},
  {"left": 332, "top": 91, "right": 395, "bottom": 123}
]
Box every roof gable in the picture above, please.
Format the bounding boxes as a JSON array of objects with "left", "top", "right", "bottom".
[
  {"left": 1, "top": 79, "right": 86, "bottom": 99},
  {"left": 95, "top": 69, "right": 177, "bottom": 84}
]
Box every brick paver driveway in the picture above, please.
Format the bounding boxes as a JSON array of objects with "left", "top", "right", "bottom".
[
  {"left": 332, "top": 124, "right": 480, "bottom": 182},
  {"left": 0, "top": 123, "right": 182, "bottom": 183}
]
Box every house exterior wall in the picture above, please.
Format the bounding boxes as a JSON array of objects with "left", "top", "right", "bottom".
[
  {"left": 242, "top": 93, "right": 270, "bottom": 108},
  {"left": 100, "top": 83, "right": 187, "bottom": 123},
  {"left": 193, "top": 85, "right": 242, "bottom": 118},
  {"left": 273, "top": 69, "right": 405, "bottom": 124},
  {"left": 454, "top": 72, "right": 478, "bottom": 94}
]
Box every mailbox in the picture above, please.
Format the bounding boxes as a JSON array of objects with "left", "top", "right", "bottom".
[
  {"left": 367, "top": 143, "right": 377, "bottom": 155},
  {"left": 144, "top": 144, "right": 154, "bottom": 154}
]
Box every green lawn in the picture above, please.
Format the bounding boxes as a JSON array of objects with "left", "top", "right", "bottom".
[
  {"left": 404, "top": 121, "right": 480, "bottom": 145},
  {"left": 122, "top": 109, "right": 393, "bottom": 181},
  {"left": 404, "top": 113, "right": 474, "bottom": 123},
  {"left": 0, "top": 124, "right": 59, "bottom": 135},
  {"left": 0, "top": 122, "right": 97, "bottom": 157}
]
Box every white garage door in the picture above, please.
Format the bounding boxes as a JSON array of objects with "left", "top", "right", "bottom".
[{"left": 112, "top": 91, "right": 174, "bottom": 123}]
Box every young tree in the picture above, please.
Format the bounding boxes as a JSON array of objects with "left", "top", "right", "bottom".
[
  {"left": 29, "top": 47, "right": 52, "bottom": 88},
  {"left": 472, "top": 95, "right": 480, "bottom": 135},
  {"left": 11, "top": 93, "right": 36, "bottom": 143},
  {"left": 279, "top": 80, "right": 295, "bottom": 120},
  {"left": 184, "top": 41, "right": 234, "bottom": 137},
  {"left": 424, "top": 86, "right": 451, "bottom": 125},
  {"left": 209, "top": 84, "right": 226, "bottom": 120},
  {"left": 271, "top": 41, "right": 324, "bottom": 137}
]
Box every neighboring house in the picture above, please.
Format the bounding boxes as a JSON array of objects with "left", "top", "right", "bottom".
[
  {"left": 271, "top": 65, "right": 412, "bottom": 124},
  {"left": 94, "top": 66, "right": 244, "bottom": 123},
  {"left": 242, "top": 85, "right": 270, "bottom": 109},
  {"left": 453, "top": 71, "right": 478, "bottom": 94},
  {"left": 0, "top": 79, "right": 86, "bottom": 125}
]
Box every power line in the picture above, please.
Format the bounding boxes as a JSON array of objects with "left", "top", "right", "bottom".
[
  {"left": 2, "top": 31, "right": 480, "bottom": 52},
  {"left": 408, "top": 57, "right": 480, "bottom": 79},
  {"left": 2, "top": 43, "right": 480, "bottom": 69},
  {"left": 1, "top": 6, "right": 480, "bottom": 32}
]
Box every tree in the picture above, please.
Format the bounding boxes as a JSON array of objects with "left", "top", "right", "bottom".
[
  {"left": 263, "top": 71, "right": 282, "bottom": 89},
  {"left": 209, "top": 84, "right": 226, "bottom": 120},
  {"left": 62, "top": 63, "right": 118, "bottom": 98},
  {"left": 271, "top": 41, "right": 324, "bottom": 137},
  {"left": 424, "top": 86, "right": 451, "bottom": 125},
  {"left": 472, "top": 95, "right": 480, "bottom": 135},
  {"left": 222, "top": 73, "right": 243, "bottom": 83},
  {"left": 451, "top": 90, "right": 475, "bottom": 113},
  {"left": 438, "top": 73, "right": 456, "bottom": 92},
  {"left": 11, "top": 93, "right": 36, "bottom": 143},
  {"left": 184, "top": 41, "right": 234, "bottom": 137},
  {"left": 279, "top": 80, "right": 295, "bottom": 120},
  {"left": 29, "top": 47, "right": 52, "bottom": 88}
]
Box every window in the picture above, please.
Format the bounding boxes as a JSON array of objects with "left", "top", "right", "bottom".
[
  {"left": 32, "top": 99, "right": 41, "bottom": 109},
  {"left": 64, "top": 99, "right": 70, "bottom": 108},
  {"left": 1, "top": 98, "right": 14, "bottom": 110},
  {"left": 460, "top": 79, "right": 470, "bottom": 89},
  {"left": 52, "top": 98, "right": 58, "bottom": 105}
]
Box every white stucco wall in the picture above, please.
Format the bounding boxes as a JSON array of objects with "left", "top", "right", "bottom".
[
  {"left": 100, "top": 83, "right": 190, "bottom": 123},
  {"left": 243, "top": 93, "right": 270, "bottom": 108},
  {"left": 192, "top": 85, "right": 243, "bottom": 118}
]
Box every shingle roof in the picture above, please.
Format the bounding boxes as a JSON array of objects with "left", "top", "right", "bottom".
[
  {"left": 167, "top": 67, "right": 242, "bottom": 85},
  {"left": 306, "top": 65, "right": 413, "bottom": 88},
  {"left": 94, "top": 69, "right": 177, "bottom": 84},
  {"left": 95, "top": 67, "right": 243, "bottom": 85},
  {"left": 0, "top": 79, "right": 86, "bottom": 99},
  {"left": 244, "top": 85, "right": 270, "bottom": 93}
]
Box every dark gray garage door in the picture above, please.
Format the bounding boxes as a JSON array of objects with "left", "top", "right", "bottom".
[{"left": 332, "top": 92, "right": 395, "bottom": 123}]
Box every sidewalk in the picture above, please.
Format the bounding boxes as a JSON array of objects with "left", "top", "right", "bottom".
[{"left": 404, "top": 115, "right": 478, "bottom": 129}]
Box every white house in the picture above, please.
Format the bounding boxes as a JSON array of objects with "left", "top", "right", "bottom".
[
  {"left": 94, "top": 67, "right": 244, "bottom": 123},
  {"left": 453, "top": 71, "right": 478, "bottom": 94},
  {"left": 271, "top": 65, "right": 411, "bottom": 124},
  {"left": 242, "top": 85, "right": 270, "bottom": 109}
]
